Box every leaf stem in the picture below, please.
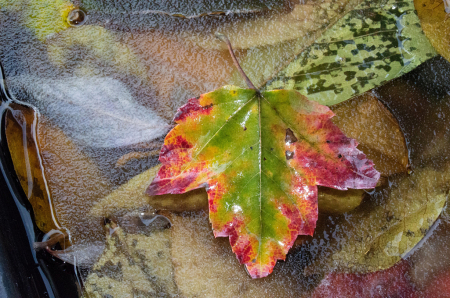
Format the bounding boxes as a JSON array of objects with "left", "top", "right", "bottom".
[{"left": 216, "top": 33, "right": 258, "bottom": 91}]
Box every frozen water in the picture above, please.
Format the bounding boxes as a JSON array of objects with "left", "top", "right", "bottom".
[
  {"left": 9, "top": 76, "right": 171, "bottom": 148},
  {"left": 1, "top": 0, "right": 450, "bottom": 296}
]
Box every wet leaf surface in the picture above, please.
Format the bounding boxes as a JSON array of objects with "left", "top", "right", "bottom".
[
  {"left": 5, "top": 103, "right": 60, "bottom": 233},
  {"left": 1, "top": 0, "right": 449, "bottom": 293},
  {"left": 147, "top": 86, "right": 379, "bottom": 278},
  {"left": 90, "top": 91, "right": 408, "bottom": 218},
  {"left": 415, "top": 0, "right": 450, "bottom": 62}
]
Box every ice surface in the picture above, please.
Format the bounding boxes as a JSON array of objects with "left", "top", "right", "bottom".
[
  {"left": 9, "top": 76, "right": 171, "bottom": 148},
  {"left": 1, "top": 0, "right": 450, "bottom": 296}
]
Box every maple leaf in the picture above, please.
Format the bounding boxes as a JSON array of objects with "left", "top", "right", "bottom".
[{"left": 147, "top": 36, "right": 380, "bottom": 279}]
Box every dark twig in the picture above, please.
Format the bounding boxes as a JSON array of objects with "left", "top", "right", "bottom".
[{"left": 215, "top": 33, "right": 257, "bottom": 91}]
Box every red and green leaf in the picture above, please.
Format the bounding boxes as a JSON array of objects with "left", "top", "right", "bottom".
[{"left": 147, "top": 86, "right": 380, "bottom": 278}]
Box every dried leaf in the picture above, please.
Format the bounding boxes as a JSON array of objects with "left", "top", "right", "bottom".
[
  {"left": 147, "top": 86, "right": 379, "bottom": 278},
  {"left": 83, "top": 221, "right": 177, "bottom": 297},
  {"left": 414, "top": 0, "right": 450, "bottom": 62}
]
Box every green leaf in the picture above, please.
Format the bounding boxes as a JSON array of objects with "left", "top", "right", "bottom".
[
  {"left": 147, "top": 86, "right": 380, "bottom": 278},
  {"left": 232, "top": 0, "right": 437, "bottom": 106}
]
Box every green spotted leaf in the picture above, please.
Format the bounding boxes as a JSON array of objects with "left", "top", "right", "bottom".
[{"left": 234, "top": 0, "right": 437, "bottom": 106}]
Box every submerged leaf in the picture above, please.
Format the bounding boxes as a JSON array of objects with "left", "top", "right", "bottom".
[
  {"left": 171, "top": 211, "right": 320, "bottom": 297},
  {"left": 89, "top": 165, "right": 208, "bottom": 218},
  {"left": 234, "top": 0, "right": 436, "bottom": 106},
  {"left": 35, "top": 116, "right": 113, "bottom": 244},
  {"left": 9, "top": 76, "right": 171, "bottom": 148},
  {"left": 414, "top": 0, "right": 450, "bottom": 62},
  {"left": 83, "top": 220, "right": 177, "bottom": 297},
  {"left": 310, "top": 260, "right": 415, "bottom": 298},
  {"left": 46, "top": 26, "right": 150, "bottom": 84},
  {"left": 184, "top": 0, "right": 363, "bottom": 50},
  {"left": 307, "top": 165, "right": 450, "bottom": 274},
  {"left": 318, "top": 187, "right": 365, "bottom": 214},
  {"left": 330, "top": 93, "right": 409, "bottom": 176},
  {"left": 0, "top": 0, "right": 75, "bottom": 40},
  {"left": 147, "top": 86, "right": 379, "bottom": 278}
]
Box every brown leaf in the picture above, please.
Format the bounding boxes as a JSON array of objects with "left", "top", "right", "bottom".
[
  {"left": 36, "top": 116, "right": 112, "bottom": 244},
  {"left": 415, "top": 0, "right": 450, "bottom": 62},
  {"left": 5, "top": 103, "right": 60, "bottom": 233},
  {"left": 115, "top": 150, "right": 160, "bottom": 168},
  {"left": 330, "top": 93, "right": 409, "bottom": 176}
]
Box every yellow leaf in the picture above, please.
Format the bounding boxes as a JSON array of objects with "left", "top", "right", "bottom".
[{"left": 0, "top": 0, "right": 75, "bottom": 40}]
